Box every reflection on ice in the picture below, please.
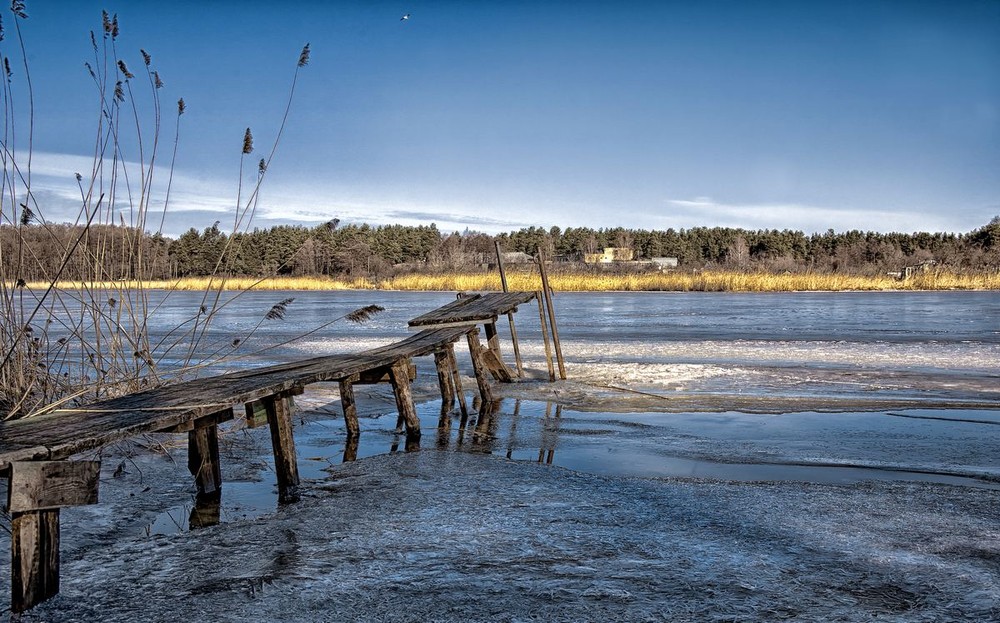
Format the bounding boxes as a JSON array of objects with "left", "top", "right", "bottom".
[{"left": 143, "top": 397, "right": 1000, "bottom": 536}]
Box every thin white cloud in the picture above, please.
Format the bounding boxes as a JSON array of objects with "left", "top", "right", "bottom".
[{"left": 662, "top": 197, "right": 968, "bottom": 234}]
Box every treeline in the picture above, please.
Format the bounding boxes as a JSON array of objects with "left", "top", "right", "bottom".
[{"left": 3, "top": 218, "right": 998, "bottom": 282}]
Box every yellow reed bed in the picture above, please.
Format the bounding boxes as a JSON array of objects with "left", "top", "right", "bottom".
[
  {"left": 380, "top": 270, "right": 1000, "bottom": 292},
  {"left": 27, "top": 270, "right": 1000, "bottom": 292},
  {"left": 29, "top": 276, "right": 376, "bottom": 291}
]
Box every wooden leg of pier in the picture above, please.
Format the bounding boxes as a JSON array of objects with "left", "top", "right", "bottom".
[
  {"left": 389, "top": 359, "right": 421, "bottom": 439},
  {"left": 434, "top": 350, "right": 455, "bottom": 410},
  {"left": 483, "top": 321, "right": 514, "bottom": 382},
  {"left": 263, "top": 392, "right": 300, "bottom": 504},
  {"left": 7, "top": 460, "right": 101, "bottom": 613},
  {"left": 339, "top": 374, "right": 360, "bottom": 439},
  {"left": 188, "top": 421, "right": 223, "bottom": 502},
  {"left": 447, "top": 345, "right": 469, "bottom": 417},
  {"left": 10, "top": 510, "right": 60, "bottom": 613},
  {"left": 466, "top": 328, "right": 495, "bottom": 405}
]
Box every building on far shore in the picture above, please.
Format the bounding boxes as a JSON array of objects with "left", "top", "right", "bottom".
[{"left": 584, "top": 247, "right": 635, "bottom": 264}]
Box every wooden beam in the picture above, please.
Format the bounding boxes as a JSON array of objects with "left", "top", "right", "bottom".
[
  {"left": 355, "top": 361, "right": 416, "bottom": 385},
  {"left": 339, "top": 374, "right": 360, "bottom": 439},
  {"left": 263, "top": 392, "right": 300, "bottom": 504},
  {"left": 245, "top": 399, "right": 268, "bottom": 428},
  {"left": 159, "top": 406, "right": 235, "bottom": 434},
  {"left": 482, "top": 321, "right": 515, "bottom": 382},
  {"left": 466, "top": 328, "right": 495, "bottom": 404},
  {"left": 10, "top": 509, "right": 60, "bottom": 613},
  {"left": 389, "top": 359, "right": 421, "bottom": 439},
  {"left": 7, "top": 461, "right": 101, "bottom": 513}
]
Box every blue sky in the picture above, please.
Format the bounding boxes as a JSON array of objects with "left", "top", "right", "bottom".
[{"left": 7, "top": 0, "right": 999, "bottom": 237}]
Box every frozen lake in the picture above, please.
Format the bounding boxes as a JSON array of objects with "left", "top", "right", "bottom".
[{"left": 4, "top": 289, "right": 999, "bottom": 621}]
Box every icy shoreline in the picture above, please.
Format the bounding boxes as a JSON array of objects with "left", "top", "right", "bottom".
[{"left": 8, "top": 449, "right": 999, "bottom": 622}]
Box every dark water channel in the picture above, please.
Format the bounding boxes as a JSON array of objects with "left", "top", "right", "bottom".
[{"left": 145, "top": 397, "right": 1000, "bottom": 535}]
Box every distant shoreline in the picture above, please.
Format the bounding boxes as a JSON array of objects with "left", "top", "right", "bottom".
[{"left": 23, "top": 270, "right": 1000, "bottom": 292}]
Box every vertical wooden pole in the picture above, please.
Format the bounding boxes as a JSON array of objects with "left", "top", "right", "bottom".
[
  {"left": 466, "top": 327, "right": 495, "bottom": 404},
  {"left": 188, "top": 422, "right": 223, "bottom": 502},
  {"left": 447, "top": 345, "right": 469, "bottom": 417},
  {"left": 389, "top": 359, "right": 421, "bottom": 439},
  {"left": 343, "top": 436, "right": 359, "bottom": 463},
  {"left": 484, "top": 321, "right": 503, "bottom": 359},
  {"left": 537, "top": 248, "right": 567, "bottom": 379},
  {"left": 264, "top": 392, "right": 300, "bottom": 504},
  {"left": 536, "top": 289, "right": 556, "bottom": 382},
  {"left": 339, "top": 375, "right": 360, "bottom": 439},
  {"left": 494, "top": 240, "right": 525, "bottom": 378},
  {"left": 10, "top": 510, "right": 60, "bottom": 613},
  {"left": 433, "top": 350, "right": 455, "bottom": 410}
]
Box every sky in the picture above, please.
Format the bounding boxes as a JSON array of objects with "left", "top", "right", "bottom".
[{"left": 5, "top": 0, "right": 999, "bottom": 238}]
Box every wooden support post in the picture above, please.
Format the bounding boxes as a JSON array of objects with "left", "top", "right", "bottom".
[
  {"left": 343, "top": 436, "right": 359, "bottom": 463},
  {"left": 466, "top": 327, "right": 495, "bottom": 404},
  {"left": 433, "top": 350, "right": 455, "bottom": 409},
  {"left": 188, "top": 417, "right": 223, "bottom": 502},
  {"left": 7, "top": 460, "right": 101, "bottom": 613},
  {"left": 536, "top": 289, "right": 556, "bottom": 382},
  {"left": 10, "top": 510, "right": 59, "bottom": 613},
  {"left": 494, "top": 240, "right": 525, "bottom": 378},
  {"left": 447, "top": 345, "right": 469, "bottom": 417},
  {"left": 389, "top": 359, "right": 421, "bottom": 439},
  {"left": 537, "top": 248, "right": 567, "bottom": 379},
  {"left": 339, "top": 374, "right": 360, "bottom": 439},
  {"left": 263, "top": 392, "right": 300, "bottom": 504},
  {"left": 482, "top": 321, "right": 514, "bottom": 382}
]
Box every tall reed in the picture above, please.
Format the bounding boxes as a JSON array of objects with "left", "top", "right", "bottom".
[{"left": 0, "top": 7, "right": 314, "bottom": 420}]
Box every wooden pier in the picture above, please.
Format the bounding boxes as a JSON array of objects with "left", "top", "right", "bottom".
[{"left": 0, "top": 292, "right": 540, "bottom": 613}]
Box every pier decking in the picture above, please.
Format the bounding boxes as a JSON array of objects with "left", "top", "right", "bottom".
[{"left": 0, "top": 292, "right": 539, "bottom": 613}]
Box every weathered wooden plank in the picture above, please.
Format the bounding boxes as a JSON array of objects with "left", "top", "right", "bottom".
[
  {"left": 264, "top": 392, "right": 300, "bottom": 504},
  {"left": 408, "top": 292, "right": 534, "bottom": 327},
  {"left": 480, "top": 349, "right": 514, "bottom": 383},
  {"left": 7, "top": 461, "right": 101, "bottom": 513},
  {"left": 11, "top": 509, "right": 60, "bottom": 613},
  {"left": 245, "top": 400, "right": 268, "bottom": 428}
]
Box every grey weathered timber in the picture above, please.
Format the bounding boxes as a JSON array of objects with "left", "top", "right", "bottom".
[
  {"left": 447, "top": 346, "right": 470, "bottom": 417},
  {"left": 407, "top": 292, "right": 535, "bottom": 328},
  {"left": 466, "top": 328, "right": 495, "bottom": 404},
  {"left": 339, "top": 374, "right": 360, "bottom": 438},
  {"left": 0, "top": 326, "right": 473, "bottom": 473},
  {"left": 6, "top": 461, "right": 101, "bottom": 513},
  {"left": 11, "top": 509, "right": 59, "bottom": 613},
  {"left": 433, "top": 350, "right": 455, "bottom": 410},
  {"left": 264, "top": 392, "right": 300, "bottom": 504},
  {"left": 536, "top": 251, "right": 567, "bottom": 380},
  {"left": 389, "top": 359, "right": 421, "bottom": 438},
  {"left": 536, "top": 289, "right": 556, "bottom": 381},
  {"left": 188, "top": 421, "right": 223, "bottom": 502}
]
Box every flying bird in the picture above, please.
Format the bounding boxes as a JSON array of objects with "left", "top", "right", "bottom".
[{"left": 400, "top": 13, "right": 411, "bottom": 21}]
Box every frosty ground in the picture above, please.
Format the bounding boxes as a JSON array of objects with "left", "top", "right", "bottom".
[{"left": 3, "top": 375, "right": 999, "bottom": 623}]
